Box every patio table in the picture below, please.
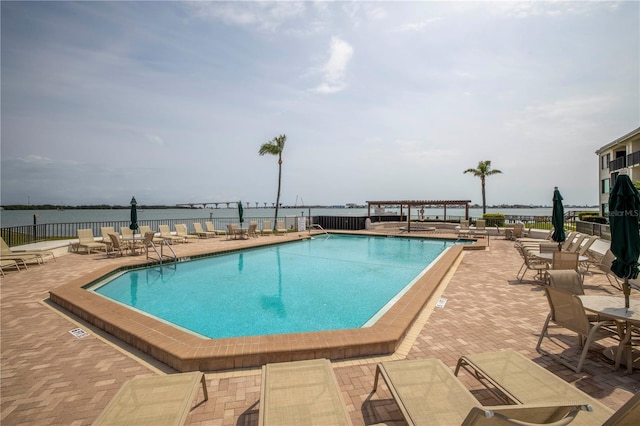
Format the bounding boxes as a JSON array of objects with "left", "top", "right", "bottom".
[{"left": 579, "top": 295, "right": 640, "bottom": 374}]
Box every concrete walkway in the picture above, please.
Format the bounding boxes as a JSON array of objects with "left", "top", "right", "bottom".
[{"left": 1, "top": 233, "right": 638, "bottom": 425}]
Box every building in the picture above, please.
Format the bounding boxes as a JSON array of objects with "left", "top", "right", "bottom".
[{"left": 595, "top": 126, "right": 640, "bottom": 216}]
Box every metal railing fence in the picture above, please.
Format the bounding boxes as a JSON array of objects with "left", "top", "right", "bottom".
[
  {"left": 1, "top": 217, "right": 279, "bottom": 247},
  {"left": 0, "top": 213, "right": 589, "bottom": 247}
]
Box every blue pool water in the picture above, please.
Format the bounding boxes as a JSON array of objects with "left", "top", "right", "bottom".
[{"left": 91, "top": 235, "right": 461, "bottom": 338}]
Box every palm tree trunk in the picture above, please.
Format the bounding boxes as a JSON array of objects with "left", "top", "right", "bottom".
[
  {"left": 274, "top": 157, "right": 282, "bottom": 229},
  {"left": 481, "top": 177, "right": 487, "bottom": 215}
]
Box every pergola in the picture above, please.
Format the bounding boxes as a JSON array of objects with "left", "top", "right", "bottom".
[{"left": 366, "top": 199, "right": 472, "bottom": 232}]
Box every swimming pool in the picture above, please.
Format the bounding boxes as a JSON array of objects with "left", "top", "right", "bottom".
[
  {"left": 50, "top": 232, "right": 474, "bottom": 371},
  {"left": 90, "top": 235, "right": 457, "bottom": 338}
]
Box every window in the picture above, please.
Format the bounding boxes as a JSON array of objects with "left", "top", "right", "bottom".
[
  {"left": 602, "top": 178, "right": 610, "bottom": 194},
  {"left": 601, "top": 153, "right": 611, "bottom": 170}
]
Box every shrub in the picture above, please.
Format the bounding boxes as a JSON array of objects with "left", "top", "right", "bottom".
[
  {"left": 582, "top": 215, "right": 607, "bottom": 224},
  {"left": 577, "top": 211, "right": 601, "bottom": 221},
  {"left": 482, "top": 213, "right": 505, "bottom": 227}
]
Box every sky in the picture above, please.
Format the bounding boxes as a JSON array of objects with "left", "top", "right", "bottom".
[{"left": 1, "top": 1, "right": 638, "bottom": 208}]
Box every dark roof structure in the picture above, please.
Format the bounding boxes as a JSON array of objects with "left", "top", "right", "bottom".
[{"left": 366, "top": 200, "right": 472, "bottom": 232}]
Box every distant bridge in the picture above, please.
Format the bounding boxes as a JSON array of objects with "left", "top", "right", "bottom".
[{"left": 176, "top": 201, "right": 276, "bottom": 209}]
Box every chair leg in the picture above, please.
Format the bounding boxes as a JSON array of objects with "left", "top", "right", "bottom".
[
  {"left": 517, "top": 262, "right": 527, "bottom": 282},
  {"left": 536, "top": 313, "right": 552, "bottom": 355}
]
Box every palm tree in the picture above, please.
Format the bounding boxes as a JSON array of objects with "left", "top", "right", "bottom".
[
  {"left": 463, "top": 160, "right": 502, "bottom": 214},
  {"left": 259, "top": 134, "right": 287, "bottom": 229}
]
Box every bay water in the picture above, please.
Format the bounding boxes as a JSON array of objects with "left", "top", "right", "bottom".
[{"left": 0, "top": 206, "right": 598, "bottom": 228}]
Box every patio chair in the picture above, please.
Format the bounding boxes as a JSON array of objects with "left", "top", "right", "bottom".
[
  {"left": 516, "top": 245, "right": 548, "bottom": 282},
  {"left": 261, "top": 220, "right": 273, "bottom": 236},
  {"left": 159, "top": 224, "right": 185, "bottom": 243},
  {"left": 76, "top": 228, "right": 106, "bottom": 254},
  {"left": 205, "top": 221, "right": 227, "bottom": 236},
  {"left": 511, "top": 223, "right": 526, "bottom": 239},
  {"left": 174, "top": 224, "right": 199, "bottom": 242},
  {"left": 0, "top": 236, "right": 55, "bottom": 263},
  {"left": 258, "top": 359, "right": 352, "bottom": 426},
  {"left": 101, "top": 226, "right": 115, "bottom": 252},
  {"left": 93, "top": 371, "right": 208, "bottom": 426},
  {"left": 372, "top": 357, "right": 588, "bottom": 426},
  {"left": 536, "top": 287, "right": 619, "bottom": 373},
  {"left": 193, "top": 222, "right": 216, "bottom": 238},
  {"left": 547, "top": 270, "right": 585, "bottom": 294},
  {"left": 551, "top": 251, "right": 579, "bottom": 271},
  {"left": 247, "top": 222, "right": 259, "bottom": 238},
  {"left": 275, "top": 221, "right": 287, "bottom": 235},
  {"left": 107, "top": 233, "right": 129, "bottom": 257}
]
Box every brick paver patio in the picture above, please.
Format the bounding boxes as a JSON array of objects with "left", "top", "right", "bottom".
[{"left": 1, "top": 232, "right": 638, "bottom": 425}]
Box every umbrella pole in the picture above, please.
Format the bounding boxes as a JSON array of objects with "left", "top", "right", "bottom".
[{"left": 624, "top": 278, "right": 630, "bottom": 309}]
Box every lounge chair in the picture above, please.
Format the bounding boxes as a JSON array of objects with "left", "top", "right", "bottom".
[
  {"left": 76, "top": 229, "right": 107, "bottom": 254},
  {"left": 120, "top": 227, "right": 135, "bottom": 239},
  {"left": 455, "top": 350, "right": 639, "bottom": 425},
  {"left": 139, "top": 225, "right": 163, "bottom": 243},
  {"left": 175, "top": 224, "right": 199, "bottom": 242},
  {"left": 536, "top": 287, "right": 620, "bottom": 373},
  {"left": 261, "top": 220, "right": 273, "bottom": 236},
  {"left": 120, "top": 227, "right": 145, "bottom": 252},
  {"left": 159, "top": 224, "right": 185, "bottom": 243},
  {"left": 1, "top": 236, "right": 54, "bottom": 263},
  {"left": 567, "top": 234, "right": 587, "bottom": 253},
  {"left": 93, "top": 371, "right": 208, "bottom": 426},
  {"left": 458, "top": 220, "right": 471, "bottom": 239},
  {"left": 226, "top": 224, "right": 237, "bottom": 240},
  {"left": 560, "top": 231, "right": 577, "bottom": 251},
  {"left": 193, "top": 222, "right": 216, "bottom": 238},
  {"left": 259, "top": 359, "right": 352, "bottom": 426},
  {"left": 472, "top": 219, "right": 487, "bottom": 239},
  {"left": 205, "top": 221, "right": 227, "bottom": 236},
  {"left": 0, "top": 259, "right": 21, "bottom": 276},
  {"left": 372, "top": 357, "right": 588, "bottom": 425},
  {"left": 275, "top": 221, "right": 287, "bottom": 235}
]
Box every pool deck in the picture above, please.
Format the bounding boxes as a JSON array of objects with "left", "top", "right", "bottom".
[{"left": 1, "top": 230, "right": 638, "bottom": 425}]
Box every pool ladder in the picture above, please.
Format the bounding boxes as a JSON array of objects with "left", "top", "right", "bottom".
[
  {"left": 309, "top": 224, "right": 329, "bottom": 235},
  {"left": 146, "top": 239, "right": 177, "bottom": 265}
]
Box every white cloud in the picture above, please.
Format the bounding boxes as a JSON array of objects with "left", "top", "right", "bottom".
[
  {"left": 189, "top": 1, "right": 305, "bottom": 32},
  {"left": 398, "top": 17, "right": 442, "bottom": 32},
  {"left": 314, "top": 37, "right": 353, "bottom": 94},
  {"left": 144, "top": 134, "right": 164, "bottom": 146}
]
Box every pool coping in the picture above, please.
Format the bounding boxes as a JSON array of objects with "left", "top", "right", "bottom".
[{"left": 49, "top": 234, "right": 471, "bottom": 372}]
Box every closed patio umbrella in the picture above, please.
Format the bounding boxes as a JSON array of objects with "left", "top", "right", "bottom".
[
  {"left": 129, "top": 196, "right": 139, "bottom": 235},
  {"left": 551, "top": 187, "right": 566, "bottom": 251},
  {"left": 238, "top": 201, "right": 244, "bottom": 225},
  {"left": 608, "top": 173, "right": 640, "bottom": 309}
]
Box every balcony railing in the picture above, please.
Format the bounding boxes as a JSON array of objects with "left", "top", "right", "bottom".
[
  {"left": 609, "top": 156, "right": 627, "bottom": 171},
  {"left": 627, "top": 150, "right": 640, "bottom": 167}
]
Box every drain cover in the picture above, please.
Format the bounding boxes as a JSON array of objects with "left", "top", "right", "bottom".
[{"left": 69, "top": 328, "right": 89, "bottom": 339}]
